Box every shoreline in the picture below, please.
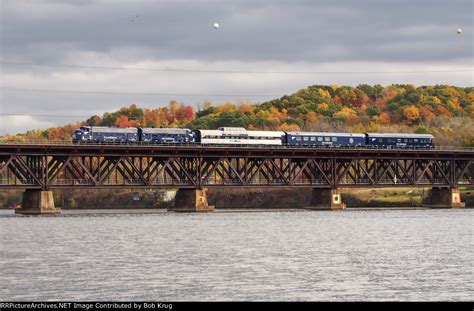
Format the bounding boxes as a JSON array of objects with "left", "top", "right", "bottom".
[{"left": 2, "top": 206, "right": 471, "bottom": 217}]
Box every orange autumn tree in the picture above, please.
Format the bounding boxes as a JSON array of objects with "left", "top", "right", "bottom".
[
  {"left": 420, "top": 106, "right": 435, "bottom": 123},
  {"left": 403, "top": 105, "right": 420, "bottom": 124},
  {"left": 305, "top": 111, "right": 318, "bottom": 130},
  {"left": 166, "top": 101, "right": 196, "bottom": 125},
  {"left": 142, "top": 108, "right": 169, "bottom": 127},
  {"left": 48, "top": 127, "right": 64, "bottom": 141},
  {"left": 333, "top": 107, "right": 358, "bottom": 123},
  {"left": 379, "top": 112, "right": 391, "bottom": 125},
  {"left": 115, "top": 115, "right": 134, "bottom": 127}
]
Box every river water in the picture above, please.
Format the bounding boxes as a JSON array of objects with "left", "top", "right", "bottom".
[{"left": 0, "top": 208, "right": 472, "bottom": 301}]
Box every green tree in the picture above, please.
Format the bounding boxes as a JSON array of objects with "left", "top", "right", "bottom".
[
  {"left": 366, "top": 105, "right": 380, "bottom": 117},
  {"left": 86, "top": 115, "right": 101, "bottom": 126},
  {"left": 415, "top": 125, "right": 430, "bottom": 134}
]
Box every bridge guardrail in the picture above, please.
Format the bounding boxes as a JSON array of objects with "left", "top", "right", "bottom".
[
  {"left": 292, "top": 179, "right": 328, "bottom": 185},
  {"left": 338, "top": 178, "right": 374, "bottom": 184},
  {"left": 0, "top": 178, "right": 37, "bottom": 185}
]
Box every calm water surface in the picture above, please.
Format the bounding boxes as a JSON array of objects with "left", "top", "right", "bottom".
[{"left": 0, "top": 208, "right": 472, "bottom": 301}]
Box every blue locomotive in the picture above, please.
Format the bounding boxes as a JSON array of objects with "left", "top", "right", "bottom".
[
  {"left": 72, "top": 126, "right": 435, "bottom": 148},
  {"left": 72, "top": 126, "right": 138, "bottom": 143},
  {"left": 138, "top": 128, "right": 195, "bottom": 143}
]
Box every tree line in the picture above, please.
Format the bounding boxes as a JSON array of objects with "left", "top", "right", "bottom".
[{"left": 2, "top": 84, "right": 473, "bottom": 146}]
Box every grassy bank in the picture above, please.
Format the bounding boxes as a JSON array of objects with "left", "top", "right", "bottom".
[
  {"left": 342, "top": 188, "right": 425, "bottom": 207},
  {"left": 1, "top": 187, "right": 472, "bottom": 209}
]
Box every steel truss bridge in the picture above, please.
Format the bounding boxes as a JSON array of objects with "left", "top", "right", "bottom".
[{"left": 0, "top": 143, "right": 473, "bottom": 190}]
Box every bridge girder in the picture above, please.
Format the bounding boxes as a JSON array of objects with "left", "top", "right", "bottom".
[{"left": 0, "top": 154, "right": 472, "bottom": 189}]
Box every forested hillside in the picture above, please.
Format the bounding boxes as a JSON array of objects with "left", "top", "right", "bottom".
[{"left": 2, "top": 84, "right": 473, "bottom": 146}]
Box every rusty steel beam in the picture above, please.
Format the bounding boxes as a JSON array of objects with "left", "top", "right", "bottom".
[{"left": 0, "top": 145, "right": 472, "bottom": 189}]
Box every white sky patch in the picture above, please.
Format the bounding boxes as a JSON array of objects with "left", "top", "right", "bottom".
[{"left": 0, "top": 115, "right": 55, "bottom": 136}]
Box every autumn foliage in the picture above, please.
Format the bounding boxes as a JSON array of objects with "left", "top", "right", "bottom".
[{"left": 2, "top": 84, "right": 473, "bottom": 146}]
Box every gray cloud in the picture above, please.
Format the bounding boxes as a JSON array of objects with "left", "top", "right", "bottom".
[{"left": 2, "top": 0, "right": 472, "bottom": 63}]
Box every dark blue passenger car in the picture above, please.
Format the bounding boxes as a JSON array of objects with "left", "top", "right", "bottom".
[
  {"left": 285, "top": 132, "right": 366, "bottom": 147},
  {"left": 365, "top": 133, "right": 434, "bottom": 148},
  {"left": 138, "top": 128, "right": 195, "bottom": 143},
  {"left": 72, "top": 126, "right": 138, "bottom": 143}
]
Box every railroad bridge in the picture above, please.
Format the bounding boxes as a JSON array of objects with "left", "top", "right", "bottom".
[{"left": 0, "top": 143, "right": 472, "bottom": 214}]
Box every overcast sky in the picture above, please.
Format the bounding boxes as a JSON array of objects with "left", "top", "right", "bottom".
[{"left": 0, "top": 0, "right": 472, "bottom": 135}]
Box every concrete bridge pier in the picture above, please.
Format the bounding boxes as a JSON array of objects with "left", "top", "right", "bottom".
[
  {"left": 15, "top": 189, "right": 61, "bottom": 215},
  {"left": 425, "top": 187, "right": 465, "bottom": 208},
  {"left": 169, "top": 188, "right": 215, "bottom": 212},
  {"left": 306, "top": 188, "right": 345, "bottom": 210}
]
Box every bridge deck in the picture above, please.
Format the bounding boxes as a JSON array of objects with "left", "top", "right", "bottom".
[{"left": 0, "top": 143, "right": 473, "bottom": 160}]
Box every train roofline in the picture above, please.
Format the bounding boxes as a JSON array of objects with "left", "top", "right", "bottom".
[
  {"left": 287, "top": 132, "right": 365, "bottom": 137},
  {"left": 366, "top": 133, "right": 434, "bottom": 138}
]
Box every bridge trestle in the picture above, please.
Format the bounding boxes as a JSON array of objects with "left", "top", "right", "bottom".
[{"left": 0, "top": 144, "right": 472, "bottom": 213}]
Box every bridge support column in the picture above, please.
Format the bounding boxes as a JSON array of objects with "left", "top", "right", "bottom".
[
  {"left": 169, "top": 189, "right": 215, "bottom": 212},
  {"left": 425, "top": 187, "right": 465, "bottom": 208},
  {"left": 15, "top": 190, "right": 61, "bottom": 215},
  {"left": 306, "top": 188, "right": 345, "bottom": 210}
]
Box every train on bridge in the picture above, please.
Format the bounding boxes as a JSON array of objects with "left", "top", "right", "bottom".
[{"left": 72, "top": 126, "right": 435, "bottom": 149}]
